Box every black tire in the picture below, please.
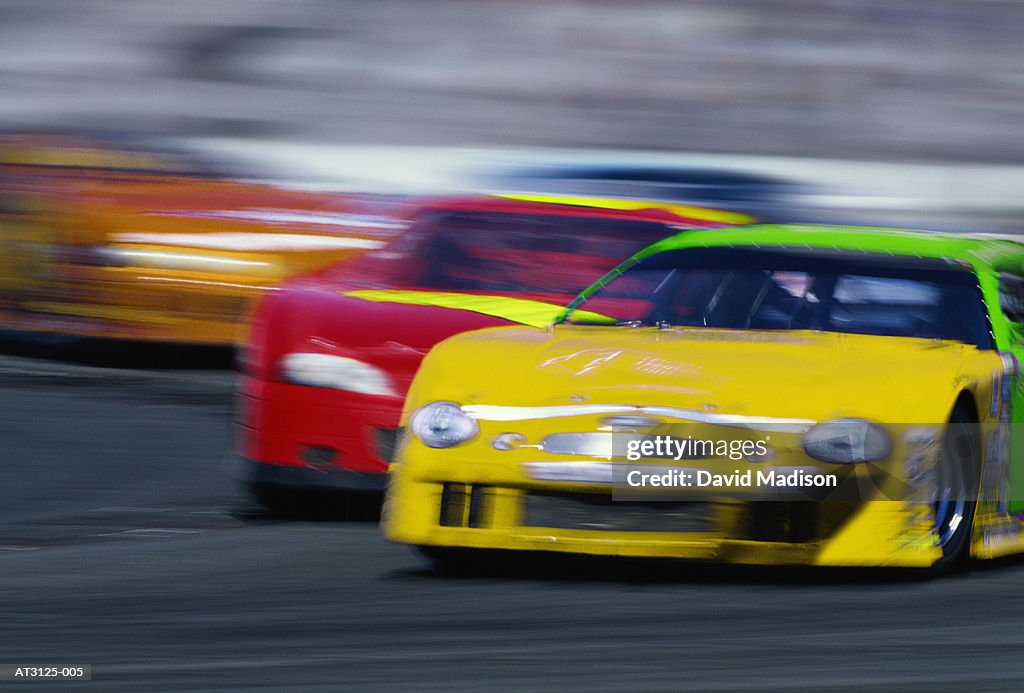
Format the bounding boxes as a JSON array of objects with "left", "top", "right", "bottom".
[
  {"left": 248, "top": 483, "right": 311, "bottom": 517},
  {"left": 415, "top": 546, "right": 492, "bottom": 575},
  {"left": 248, "top": 483, "right": 382, "bottom": 521},
  {"left": 930, "top": 405, "right": 980, "bottom": 573}
]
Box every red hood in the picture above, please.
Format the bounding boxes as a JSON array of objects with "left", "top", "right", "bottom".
[{"left": 247, "top": 285, "right": 542, "bottom": 392}]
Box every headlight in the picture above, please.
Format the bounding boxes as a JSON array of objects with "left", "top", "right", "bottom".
[
  {"left": 100, "top": 247, "right": 274, "bottom": 273},
  {"left": 279, "top": 353, "right": 396, "bottom": 397},
  {"left": 802, "top": 418, "right": 891, "bottom": 463},
  {"left": 411, "top": 401, "right": 478, "bottom": 448}
]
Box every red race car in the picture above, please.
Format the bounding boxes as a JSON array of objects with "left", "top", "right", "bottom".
[{"left": 232, "top": 194, "right": 749, "bottom": 509}]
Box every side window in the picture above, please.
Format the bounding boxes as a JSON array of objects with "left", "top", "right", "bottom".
[{"left": 999, "top": 273, "right": 1024, "bottom": 323}]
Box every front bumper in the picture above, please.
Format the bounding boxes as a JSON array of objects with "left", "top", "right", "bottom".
[
  {"left": 230, "top": 456, "right": 388, "bottom": 492},
  {"left": 382, "top": 457, "right": 944, "bottom": 568},
  {"left": 236, "top": 377, "right": 403, "bottom": 484}
]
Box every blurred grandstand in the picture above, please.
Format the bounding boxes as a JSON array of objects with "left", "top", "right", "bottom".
[{"left": 0, "top": 0, "right": 1021, "bottom": 163}]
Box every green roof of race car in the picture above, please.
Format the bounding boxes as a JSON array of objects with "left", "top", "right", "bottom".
[
  {"left": 560, "top": 224, "right": 1024, "bottom": 323},
  {"left": 637, "top": 224, "right": 1024, "bottom": 268}
]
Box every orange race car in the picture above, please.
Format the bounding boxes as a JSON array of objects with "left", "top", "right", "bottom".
[{"left": 0, "top": 132, "right": 410, "bottom": 345}]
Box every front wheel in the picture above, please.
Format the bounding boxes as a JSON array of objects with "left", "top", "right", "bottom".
[
  {"left": 930, "top": 406, "right": 980, "bottom": 573},
  {"left": 247, "top": 483, "right": 382, "bottom": 520},
  {"left": 415, "top": 546, "right": 487, "bottom": 575}
]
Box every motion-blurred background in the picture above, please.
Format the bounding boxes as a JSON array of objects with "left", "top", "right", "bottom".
[
  {"left": 5, "top": 0, "right": 1024, "bottom": 229},
  {"left": 0, "top": 0, "right": 1019, "bottom": 160}
]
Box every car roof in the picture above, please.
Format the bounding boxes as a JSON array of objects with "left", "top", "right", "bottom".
[
  {"left": 641, "top": 223, "right": 1024, "bottom": 270},
  {"left": 411, "top": 193, "right": 754, "bottom": 228}
]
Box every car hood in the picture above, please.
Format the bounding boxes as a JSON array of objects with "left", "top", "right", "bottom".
[
  {"left": 408, "top": 325, "right": 1005, "bottom": 424},
  {"left": 249, "top": 288, "right": 574, "bottom": 388}
]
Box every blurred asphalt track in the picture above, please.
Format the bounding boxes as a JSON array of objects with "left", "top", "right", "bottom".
[{"left": 2, "top": 351, "right": 1024, "bottom": 691}]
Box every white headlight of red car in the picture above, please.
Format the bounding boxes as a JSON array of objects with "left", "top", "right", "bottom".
[{"left": 279, "top": 352, "right": 397, "bottom": 397}]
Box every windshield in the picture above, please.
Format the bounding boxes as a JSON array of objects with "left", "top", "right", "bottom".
[
  {"left": 563, "top": 247, "right": 992, "bottom": 347},
  {"left": 340, "top": 211, "right": 680, "bottom": 296}
]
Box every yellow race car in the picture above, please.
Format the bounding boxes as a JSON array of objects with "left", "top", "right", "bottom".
[
  {"left": 0, "top": 132, "right": 408, "bottom": 345},
  {"left": 384, "top": 224, "right": 1024, "bottom": 572}
]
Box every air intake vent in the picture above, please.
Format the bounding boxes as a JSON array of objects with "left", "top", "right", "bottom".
[
  {"left": 748, "top": 502, "right": 819, "bottom": 543},
  {"left": 439, "top": 483, "right": 491, "bottom": 528},
  {"left": 523, "top": 491, "right": 712, "bottom": 532},
  {"left": 375, "top": 427, "right": 403, "bottom": 463}
]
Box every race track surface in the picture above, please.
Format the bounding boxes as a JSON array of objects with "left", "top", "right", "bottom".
[{"left": 1, "top": 351, "right": 1023, "bottom": 691}]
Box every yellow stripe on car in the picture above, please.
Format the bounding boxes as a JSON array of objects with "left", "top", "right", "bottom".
[
  {"left": 495, "top": 193, "right": 754, "bottom": 226},
  {"left": 343, "top": 290, "right": 614, "bottom": 328}
]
